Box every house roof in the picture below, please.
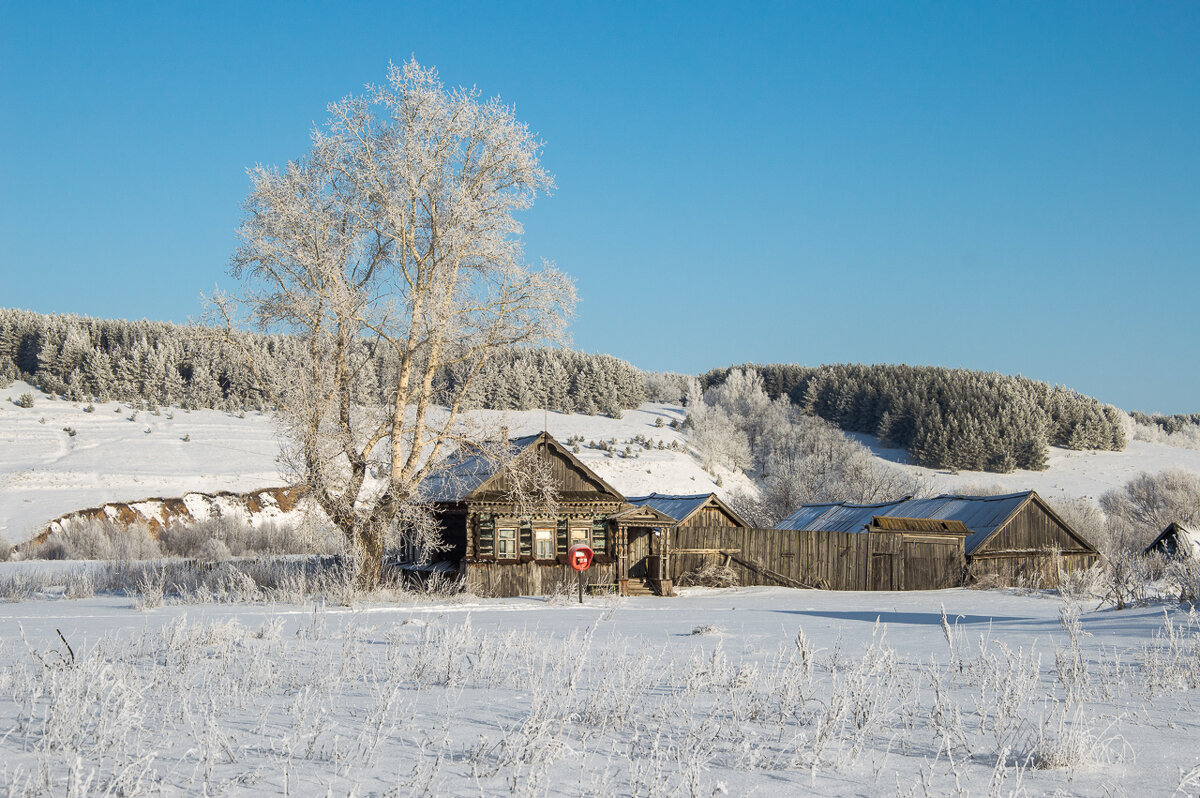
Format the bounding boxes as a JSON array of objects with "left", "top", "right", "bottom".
[
  {"left": 775, "top": 491, "right": 1041, "bottom": 554},
  {"left": 418, "top": 432, "right": 623, "bottom": 505},
  {"left": 624, "top": 492, "right": 748, "bottom": 527}
]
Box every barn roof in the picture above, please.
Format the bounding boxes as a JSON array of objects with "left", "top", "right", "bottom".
[
  {"left": 624, "top": 492, "right": 748, "bottom": 527},
  {"left": 776, "top": 491, "right": 1037, "bottom": 554},
  {"left": 1146, "top": 522, "right": 1200, "bottom": 559}
]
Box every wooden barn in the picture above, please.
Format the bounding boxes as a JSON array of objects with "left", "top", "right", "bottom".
[
  {"left": 1146, "top": 522, "right": 1200, "bottom": 559},
  {"left": 421, "top": 431, "right": 627, "bottom": 597},
  {"left": 777, "top": 491, "right": 1098, "bottom": 587}
]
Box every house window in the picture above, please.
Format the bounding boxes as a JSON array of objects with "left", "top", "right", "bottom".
[
  {"left": 569, "top": 523, "right": 591, "bottom": 547},
  {"left": 498, "top": 527, "right": 517, "bottom": 559},
  {"left": 534, "top": 526, "right": 555, "bottom": 560}
]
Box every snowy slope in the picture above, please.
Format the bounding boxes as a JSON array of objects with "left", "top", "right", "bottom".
[
  {"left": 848, "top": 431, "right": 1200, "bottom": 504},
  {"left": 5, "top": 376, "right": 1200, "bottom": 546},
  {"left": 0, "top": 382, "right": 752, "bottom": 546},
  {"left": 0, "top": 382, "right": 283, "bottom": 546}
]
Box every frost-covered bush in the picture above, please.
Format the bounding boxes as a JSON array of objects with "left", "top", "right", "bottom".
[
  {"left": 677, "top": 563, "right": 739, "bottom": 588},
  {"left": 13, "top": 392, "right": 33, "bottom": 408},
  {"left": 34, "top": 521, "right": 162, "bottom": 561},
  {"left": 1100, "top": 469, "right": 1200, "bottom": 550}
]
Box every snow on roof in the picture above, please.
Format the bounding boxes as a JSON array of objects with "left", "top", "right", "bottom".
[
  {"left": 624, "top": 493, "right": 716, "bottom": 523},
  {"left": 418, "top": 433, "right": 543, "bottom": 503},
  {"left": 776, "top": 491, "right": 1035, "bottom": 554}
]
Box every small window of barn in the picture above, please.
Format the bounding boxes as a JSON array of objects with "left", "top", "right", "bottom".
[{"left": 497, "top": 527, "right": 517, "bottom": 559}]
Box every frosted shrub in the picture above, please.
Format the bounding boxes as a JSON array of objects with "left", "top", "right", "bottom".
[
  {"left": 14, "top": 392, "right": 34, "bottom": 408},
  {"left": 198, "top": 538, "right": 233, "bottom": 563},
  {"left": 677, "top": 563, "right": 739, "bottom": 588},
  {"left": 1165, "top": 557, "right": 1200, "bottom": 603},
  {"left": 1099, "top": 549, "right": 1152, "bottom": 609},
  {"left": 1029, "top": 703, "right": 1127, "bottom": 772},
  {"left": 131, "top": 571, "right": 164, "bottom": 610}
]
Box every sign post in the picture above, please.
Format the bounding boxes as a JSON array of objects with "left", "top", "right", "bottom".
[{"left": 567, "top": 544, "right": 594, "bottom": 604}]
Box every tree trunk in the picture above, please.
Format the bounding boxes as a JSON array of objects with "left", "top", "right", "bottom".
[{"left": 353, "top": 527, "right": 386, "bottom": 591}]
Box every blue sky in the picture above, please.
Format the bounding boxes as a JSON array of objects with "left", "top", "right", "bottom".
[{"left": 3, "top": 2, "right": 1198, "bottom": 412}]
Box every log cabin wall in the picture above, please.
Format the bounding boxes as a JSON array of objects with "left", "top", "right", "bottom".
[{"left": 464, "top": 560, "right": 617, "bottom": 598}]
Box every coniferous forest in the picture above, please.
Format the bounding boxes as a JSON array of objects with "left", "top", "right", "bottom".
[
  {"left": 0, "top": 309, "right": 645, "bottom": 415},
  {"left": 702, "top": 363, "right": 1129, "bottom": 472}
]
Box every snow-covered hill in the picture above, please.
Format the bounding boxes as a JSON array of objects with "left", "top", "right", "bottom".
[
  {"left": 849, "top": 431, "right": 1200, "bottom": 506},
  {"left": 0, "top": 382, "right": 753, "bottom": 546},
  {"left": 4, "top": 378, "right": 1200, "bottom": 546}
]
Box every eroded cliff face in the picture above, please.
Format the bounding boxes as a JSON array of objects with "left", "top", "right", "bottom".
[{"left": 32, "top": 486, "right": 309, "bottom": 545}]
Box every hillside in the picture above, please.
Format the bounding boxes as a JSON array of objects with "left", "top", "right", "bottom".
[
  {"left": 5, "top": 377, "right": 1200, "bottom": 547},
  {"left": 0, "top": 381, "right": 752, "bottom": 546}
]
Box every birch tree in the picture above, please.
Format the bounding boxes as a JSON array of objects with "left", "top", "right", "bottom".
[{"left": 220, "top": 60, "right": 576, "bottom": 588}]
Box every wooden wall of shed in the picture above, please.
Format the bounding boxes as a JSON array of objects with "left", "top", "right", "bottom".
[
  {"left": 977, "top": 501, "right": 1095, "bottom": 557},
  {"left": 678, "top": 505, "right": 743, "bottom": 528},
  {"left": 966, "top": 499, "right": 1098, "bottom": 587},
  {"left": 968, "top": 551, "right": 1097, "bottom": 587},
  {"left": 464, "top": 561, "right": 617, "bottom": 598}
]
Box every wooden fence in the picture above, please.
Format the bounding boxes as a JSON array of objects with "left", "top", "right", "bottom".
[{"left": 672, "top": 527, "right": 873, "bottom": 591}]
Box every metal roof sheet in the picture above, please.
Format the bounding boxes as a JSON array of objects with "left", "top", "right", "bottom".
[
  {"left": 775, "top": 491, "right": 1035, "bottom": 553},
  {"left": 625, "top": 493, "right": 715, "bottom": 523}
]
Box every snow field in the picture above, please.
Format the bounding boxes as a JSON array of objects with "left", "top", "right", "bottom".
[{"left": 2, "top": 586, "right": 1200, "bottom": 795}]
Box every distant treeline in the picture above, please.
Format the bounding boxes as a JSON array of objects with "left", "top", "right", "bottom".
[
  {"left": 1131, "top": 411, "right": 1200, "bottom": 435},
  {"left": 0, "top": 309, "right": 644, "bottom": 414},
  {"left": 702, "top": 363, "right": 1129, "bottom": 472}
]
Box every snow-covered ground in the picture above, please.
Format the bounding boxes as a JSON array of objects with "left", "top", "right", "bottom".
[{"left": 1, "top": 584, "right": 1199, "bottom": 795}]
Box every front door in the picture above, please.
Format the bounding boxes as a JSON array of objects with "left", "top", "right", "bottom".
[{"left": 628, "top": 528, "right": 652, "bottom": 579}]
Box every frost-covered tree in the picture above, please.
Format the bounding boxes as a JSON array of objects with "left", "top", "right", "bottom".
[{"left": 217, "top": 61, "right": 575, "bottom": 588}]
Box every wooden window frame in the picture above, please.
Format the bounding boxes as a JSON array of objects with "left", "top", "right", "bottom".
[
  {"left": 497, "top": 525, "right": 518, "bottom": 560},
  {"left": 533, "top": 525, "right": 555, "bottom": 560}
]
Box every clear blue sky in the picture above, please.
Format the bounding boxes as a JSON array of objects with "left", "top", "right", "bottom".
[{"left": 3, "top": 2, "right": 1198, "bottom": 412}]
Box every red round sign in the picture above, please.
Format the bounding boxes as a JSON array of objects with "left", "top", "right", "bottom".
[{"left": 567, "top": 544, "right": 594, "bottom": 572}]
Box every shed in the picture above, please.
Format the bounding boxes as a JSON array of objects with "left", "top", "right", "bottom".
[
  {"left": 619, "top": 493, "right": 750, "bottom": 596},
  {"left": 1146, "top": 522, "right": 1200, "bottom": 559},
  {"left": 777, "top": 491, "right": 1097, "bottom": 586}
]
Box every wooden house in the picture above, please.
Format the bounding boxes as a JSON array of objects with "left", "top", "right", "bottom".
[
  {"left": 1146, "top": 522, "right": 1200, "bottom": 559},
  {"left": 777, "top": 491, "right": 1098, "bottom": 587},
  {"left": 421, "top": 432, "right": 627, "bottom": 597}
]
